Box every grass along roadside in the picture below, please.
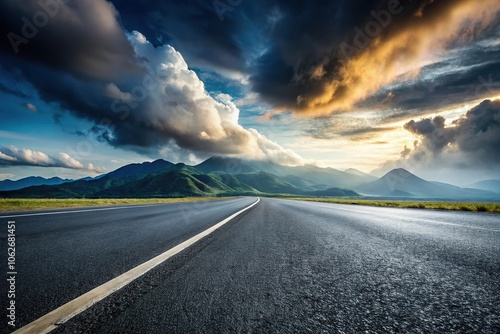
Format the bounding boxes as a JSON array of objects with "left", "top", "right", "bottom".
[
  {"left": 289, "top": 197, "right": 500, "bottom": 213},
  {"left": 2, "top": 197, "right": 499, "bottom": 213},
  {"left": 0, "top": 197, "right": 231, "bottom": 212}
]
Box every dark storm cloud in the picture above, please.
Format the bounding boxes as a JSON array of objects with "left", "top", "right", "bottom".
[
  {"left": 249, "top": 0, "right": 398, "bottom": 110},
  {"left": 0, "top": 0, "right": 140, "bottom": 81},
  {"left": 404, "top": 116, "right": 453, "bottom": 153},
  {"left": 247, "top": 0, "right": 500, "bottom": 115},
  {"left": 111, "top": 0, "right": 248, "bottom": 75},
  {"left": 373, "top": 99, "right": 500, "bottom": 177},
  {"left": 110, "top": 0, "right": 398, "bottom": 91},
  {"left": 403, "top": 99, "right": 500, "bottom": 166},
  {"left": 109, "top": 0, "right": 500, "bottom": 118},
  {"left": 447, "top": 99, "right": 500, "bottom": 164}
]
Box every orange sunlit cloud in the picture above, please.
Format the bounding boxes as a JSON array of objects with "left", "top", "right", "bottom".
[{"left": 293, "top": 0, "right": 500, "bottom": 116}]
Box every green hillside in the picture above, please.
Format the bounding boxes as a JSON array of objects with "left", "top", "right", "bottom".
[{"left": 0, "top": 164, "right": 360, "bottom": 198}]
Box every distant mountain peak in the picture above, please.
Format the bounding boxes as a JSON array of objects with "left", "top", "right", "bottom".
[
  {"left": 356, "top": 167, "right": 497, "bottom": 199},
  {"left": 383, "top": 168, "right": 416, "bottom": 179},
  {"left": 196, "top": 156, "right": 261, "bottom": 173},
  {"left": 389, "top": 167, "right": 411, "bottom": 174},
  {"left": 151, "top": 158, "right": 168, "bottom": 164},
  {"left": 105, "top": 159, "right": 174, "bottom": 179},
  {"left": 344, "top": 168, "right": 362, "bottom": 173},
  {"left": 343, "top": 168, "right": 376, "bottom": 179}
]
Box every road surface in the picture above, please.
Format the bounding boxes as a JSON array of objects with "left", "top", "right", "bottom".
[
  {"left": 1, "top": 197, "right": 499, "bottom": 333},
  {"left": 0, "top": 197, "right": 255, "bottom": 332}
]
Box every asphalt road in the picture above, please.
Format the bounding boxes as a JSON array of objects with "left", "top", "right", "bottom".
[
  {"left": 0, "top": 197, "right": 256, "bottom": 332},
  {"left": 2, "top": 197, "right": 500, "bottom": 333}
]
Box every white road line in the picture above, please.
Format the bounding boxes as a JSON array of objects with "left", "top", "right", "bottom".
[
  {"left": 293, "top": 200, "right": 500, "bottom": 232},
  {"left": 0, "top": 204, "right": 164, "bottom": 218},
  {"left": 13, "top": 197, "right": 260, "bottom": 334}
]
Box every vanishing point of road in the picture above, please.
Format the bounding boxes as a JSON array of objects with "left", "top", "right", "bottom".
[{"left": 1, "top": 197, "right": 499, "bottom": 333}]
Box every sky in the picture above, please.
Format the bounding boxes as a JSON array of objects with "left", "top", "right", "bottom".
[{"left": 0, "top": 0, "right": 499, "bottom": 185}]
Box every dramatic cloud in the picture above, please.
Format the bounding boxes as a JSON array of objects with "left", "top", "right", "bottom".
[
  {"left": 0, "top": 0, "right": 304, "bottom": 166},
  {"left": 93, "top": 32, "right": 303, "bottom": 165},
  {"left": 0, "top": 146, "right": 105, "bottom": 173},
  {"left": 374, "top": 99, "right": 500, "bottom": 178},
  {"left": 0, "top": 0, "right": 140, "bottom": 81},
  {"left": 358, "top": 38, "right": 500, "bottom": 117},
  {"left": 111, "top": 0, "right": 248, "bottom": 77},
  {"left": 1, "top": 0, "right": 499, "bottom": 177},
  {"left": 4, "top": 0, "right": 494, "bottom": 120},
  {"left": 257, "top": 0, "right": 500, "bottom": 115},
  {"left": 110, "top": 0, "right": 500, "bottom": 122},
  {"left": 404, "top": 116, "right": 451, "bottom": 153}
]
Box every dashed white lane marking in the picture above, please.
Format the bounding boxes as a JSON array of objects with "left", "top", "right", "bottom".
[{"left": 13, "top": 198, "right": 260, "bottom": 334}]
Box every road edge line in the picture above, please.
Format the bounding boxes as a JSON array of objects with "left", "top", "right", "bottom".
[{"left": 13, "top": 197, "right": 260, "bottom": 334}]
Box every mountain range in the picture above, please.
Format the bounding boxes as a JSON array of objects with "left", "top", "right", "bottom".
[
  {"left": 356, "top": 169, "right": 498, "bottom": 200},
  {"left": 0, "top": 157, "right": 498, "bottom": 200},
  {"left": 0, "top": 176, "right": 73, "bottom": 191}
]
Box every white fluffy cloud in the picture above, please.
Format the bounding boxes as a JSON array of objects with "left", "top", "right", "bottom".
[
  {"left": 100, "top": 32, "right": 304, "bottom": 165},
  {"left": 0, "top": 146, "right": 105, "bottom": 173}
]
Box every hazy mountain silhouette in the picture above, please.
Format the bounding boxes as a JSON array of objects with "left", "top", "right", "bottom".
[
  {"left": 355, "top": 168, "right": 497, "bottom": 199},
  {"left": 0, "top": 176, "right": 72, "bottom": 191},
  {"left": 343, "top": 168, "right": 378, "bottom": 182},
  {"left": 465, "top": 180, "right": 500, "bottom": 194},
  {"left": 195, "top": 157, "right": 366, "bottom": 189}
]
